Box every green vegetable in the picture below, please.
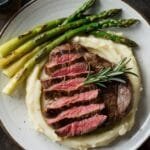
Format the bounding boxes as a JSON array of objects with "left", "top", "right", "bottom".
[
  {"left": 0, "top": 18, "right": 65, "bottom": 57},
  {"left": 62, "top": 0, "right": 96, "bottom": 25},
  {"left": 0, "top": 9, "right": 122, "bottom": 68},
  {"left": 34, "top": 19, "right": 139, "bottom": 62},
  {"left": 84, "top": 57, "right": 138, "bottom": 87},
  {"left": 2, "top": 42, "right": 48, "bottom": 78},
  {"left": 91, "top": 30, "right": 138, "bottom": 47},
  {"left": 2, "top": 58, "right": 47, "bottom": 95},
  {"left": 2, "top": 19, "right": 139, "bottom": 95}
]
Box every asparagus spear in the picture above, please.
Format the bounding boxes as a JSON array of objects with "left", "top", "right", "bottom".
[
  {"left": 2, "top": 19, "right": 139, "bottom": 95},
  {"left": 0, "top": 9, "right": 122, "bottom": 68},
  {"left": 91, "top": 30, "right": 138, "bottom": 47},
  {"left": 0, "top": 18, "right": 65, "bottom": 57},
  {"left": 62, "top": 0, "right": 96, "bottom": 25},
  {"left": 2, "top": 42, "right": 48, "bottom": 78},
  {"left": 0, "top": 11, "right": 93, "bottom": 58},
  {"left": 3, "top": 58, "right": 47, "bottom": 96}
]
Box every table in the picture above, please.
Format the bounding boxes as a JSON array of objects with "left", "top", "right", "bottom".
[{"left": 0, "top": 0, "right": 149, "bottom": 149}]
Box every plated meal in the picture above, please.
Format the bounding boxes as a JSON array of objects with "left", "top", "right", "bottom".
[{"left": 0, "top": 0, "right": 144, "bottom": 149}]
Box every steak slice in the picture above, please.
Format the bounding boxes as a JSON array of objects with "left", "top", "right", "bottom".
[
  {"left": 55, "top": 114, "right": 107, "bottom": 137},
  {"left": 44, "top": 78, "right": 85, "bottom": 93},
  {"left": 45, "top": 89, "right": 100, "bottom": 115},
  {"left": 41, "top": 71, "right": 92, "bottom": 89},
  {"left": 102, "top": 81, "right": 132, "bottom": 123},
  {"left": 47, "top": 104, "right": 105, "bottom": 126},
  {"left": 44, "top": 84, "right": 97, "bottom": 99},
  {"left": 45, "top": 55, "right": 85, "bottom": 75},
  {"left": 45, "top": 43, "right": 87, "bottom": 75},
  {"left": 84, "top": 53, "right": 112, "bottom": 72},
  {"left": 117, "top": 82, "right": 132, "bottom": 116},
  {"left": 51, "top": 43, "right": 86, "bottom": 57},
  {"left": 46, "top": 53, "right": 81, "bottom": 68},
  {"left": 41, "top": 79, "right": 54, "bottom": 89},
  {"left": 51, "top": 63, "right": 88, "bottom": 78},
  {"left": 47, "top": 53, "right": 82, "bottom": 68}
]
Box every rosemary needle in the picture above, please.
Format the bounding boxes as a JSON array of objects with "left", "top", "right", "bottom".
[{"left": 84, "top": 57, "right": 137, "bottom": 87}]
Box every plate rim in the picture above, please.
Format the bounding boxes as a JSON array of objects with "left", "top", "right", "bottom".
[
  {"left": 0, "top": 1, "right": 37, "bottom": 149},
  {"left": 0, "top": 0, "right": 149, "bottom": 149},
  {"left": 0, "top": 0, "right": 37, "bottom": 37}
]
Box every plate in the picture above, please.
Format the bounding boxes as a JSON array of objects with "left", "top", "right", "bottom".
[{"left": 0, "top": 0, "right": 150, "bottom": 150}]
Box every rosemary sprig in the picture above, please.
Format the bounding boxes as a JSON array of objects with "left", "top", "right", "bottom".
[{"left": 84, "top": 57, "right": 137, "bottom": 87}]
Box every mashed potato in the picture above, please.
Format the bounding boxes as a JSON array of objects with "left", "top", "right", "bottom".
[{"left": 25, "top": 36, "right": 142, "bottom": 150}]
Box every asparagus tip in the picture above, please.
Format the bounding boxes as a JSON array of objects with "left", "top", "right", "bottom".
[
  {"left": 115, "top": 8, "right": 122, "bottom": 12},
  {"left": 130, "top": 19, "right": 140, "bottom": 24}
]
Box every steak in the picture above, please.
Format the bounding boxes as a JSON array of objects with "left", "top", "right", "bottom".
[
  {"left": 55, "top": 114, "right": 107, "bottom": 137},
  {"left": 47, "top": 104, "right": 105, "bottom": 126},
  {"left": 50, "top": 43, "right": 86, "bottom": 56},
  {"left": 44, "top": 84, "right": 97, "bottom": 99},
  {"left": 41, "top": 43, "right": 132, "bottom": 137},
  {"left": 47, "top": 53, "right": 82, "bottom": 68},
  {"left": 102, "top": 81, "right": 132, "bottom": 122},
  {"left": 45, "top": 55, "right": 85, "bottom": 75},
  {"left": 117, "top": 82, "right": 132, "bottom": 116},
  {"left": 83, "top": 52, "right": 112, "bottom": 72},
  {"left": 43, "top": 78, "right": 85, "bottom": 93},
  {"left": 45, "top": 43, "right": 87, "bottom": 75},
  {"left": 41, "top": 78, "right": 54, "bottom": 89},
  {"left": 41, "top": 71, "right": 92, "bottom": 89},
  {"left": 45, "top": 89, "right": 100, "bottom": 115},
  {"left": 51, "top": 63, "right": 88, "bottom": 78}
]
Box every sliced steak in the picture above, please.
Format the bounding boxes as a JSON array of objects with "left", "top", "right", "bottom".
[
  {"left": 45, "top": 55, "right": 85, "bottom": 75},
  {"left": 117, "top": 82, "right": 132, "bottom": 116},
  {"left": 51, "top": 43, "right": 86, "bottom": 57},
  {"left": 44, "top": 78, "right": 85, "bottom": 93},
  {"left": 47, "top": 104, "right": 105, "bottom": 126},
  {"left": 44, "top": 84, "right": 97, "bottom": 99},
  {"left": 51, "top": 63, "right": 88, "bottom": 78},
  {"left": 41, "top": 42, "right": 133, "bottom": 137},
  {"left": 41, "top": 71, "right": 92, "bottom": 89},
  {"left": 45, "top": 43, "right": 87, "bottom": 75},
  {"left": 84, "top": 53, "right": 112, "bottom": 72},
  {"left": 55, "top": 114, "right": 107, "bottom": 137},
  {"left": 47, "top": 53, "right": 82, "bottom": 68},
  {"left": 41, "top": 79, "right": 54, "bottom": 89},
  {"left": 102, "top": 81, "right": 132, "bottom": 123},
  {"left": 45, "top": 89, "right": 100, "bottom": 115}
]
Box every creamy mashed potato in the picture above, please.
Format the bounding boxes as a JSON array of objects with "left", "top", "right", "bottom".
[{"left": 26, "top": 36, "right": 142, "bottom": 150}]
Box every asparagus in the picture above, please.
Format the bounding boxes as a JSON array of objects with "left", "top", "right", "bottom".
[
  {"left": 2, "top": 42, "right": 48, "bottom": 78},
  {"left": 91, "top": 30, "right": 138, "bottom": 47},
  {"left": 3, "top": 58, "right": 47, "bottom": 96},
  {"left": 2, "top": 19, "right": 139, "bottom": 95},
  {"left": 62, "top": 0, "right": 96, "bottom": 25},
  {"left": 0, "top": 9, "right": 122, "bottom": 68},
  {"left": 0, "top": 18, "right": 65, "bottom": 57},
  {"left": 0, "top": 13, "right": 92, "bottom": 58}
]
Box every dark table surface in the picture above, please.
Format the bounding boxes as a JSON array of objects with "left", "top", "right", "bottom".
[{"left": 0, "top": 0, "right": 149, "bottom": 150}]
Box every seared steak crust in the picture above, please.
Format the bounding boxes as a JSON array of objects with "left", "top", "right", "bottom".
[
  {"left": 41, "top": 43, "right": 132, "bottom": 137},
  {"left": 50, "top": 43, "right": 86, "bottom": 56},
  {"left": 47, "top": 104, "right": 105, "bottom": 128},
  {"left": 45, "top": 89, "right": 100, "bottom": 116},
  {"left": 102, "top": 80, "right": 132, "bottom": 123},
  {"left": 44, "top": 84, "right": 97, "bottom": 100},
  {"left": 45, "top": 56, "right": 85, "bottom": 75},
  {"left": 55, "top": 114, "right": 107, "bottom": 137}
]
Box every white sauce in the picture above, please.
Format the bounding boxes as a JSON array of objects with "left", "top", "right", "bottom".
[{"left": 25, "top": 36, "right": 142, "bottom": 150}]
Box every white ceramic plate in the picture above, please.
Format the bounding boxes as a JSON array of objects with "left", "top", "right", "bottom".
[{"left": 0, "top": 0, "right": 150, "bottom": 150}]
